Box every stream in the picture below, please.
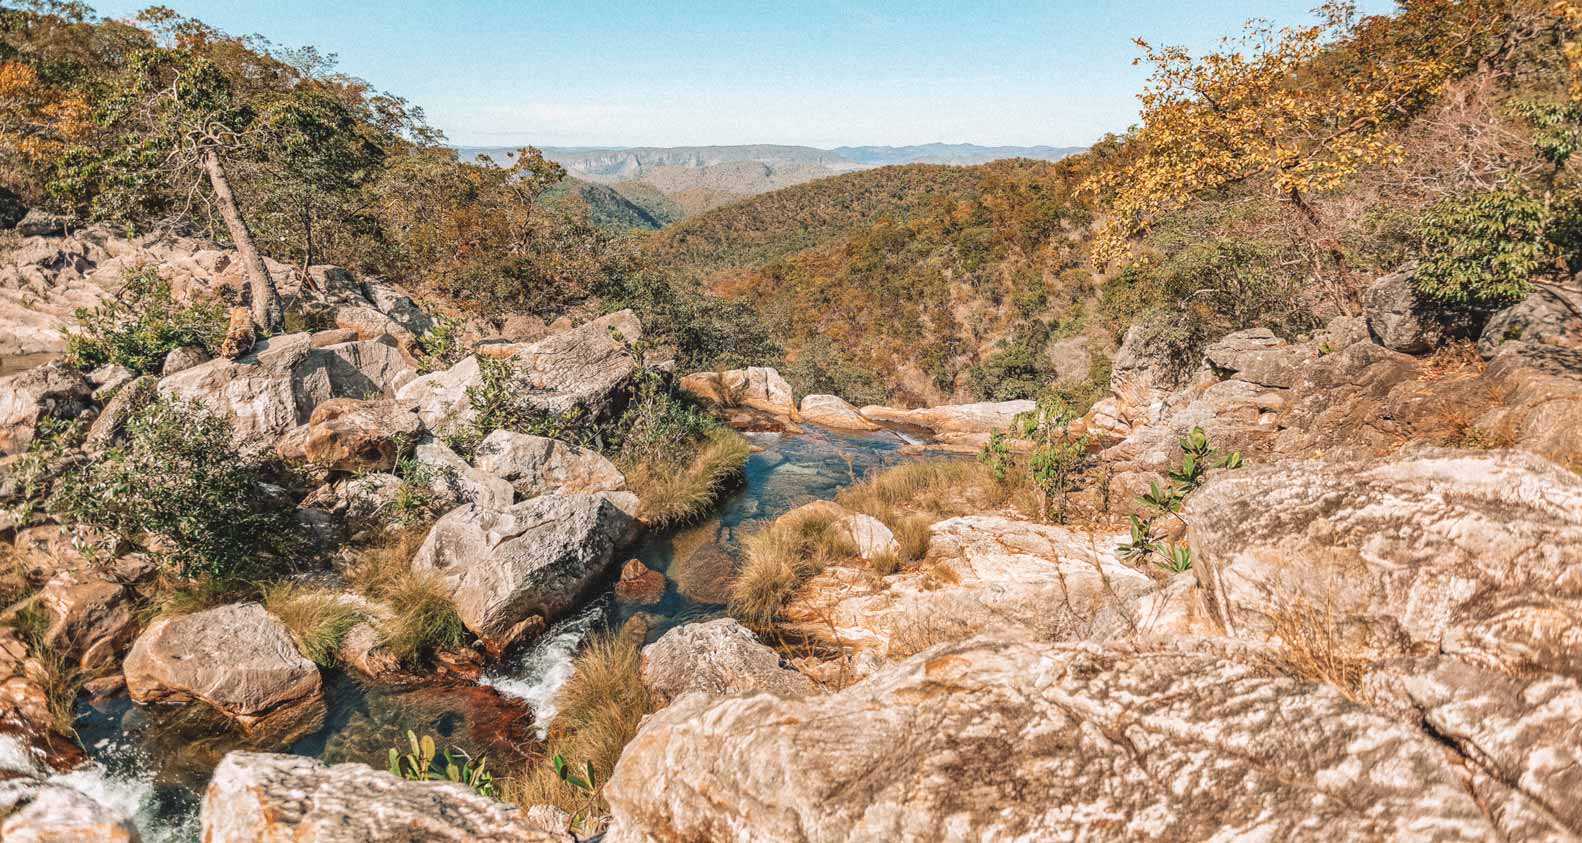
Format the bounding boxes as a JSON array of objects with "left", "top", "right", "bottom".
[{"left": 63, "top": 424, "right": 918, "bottom": 841}]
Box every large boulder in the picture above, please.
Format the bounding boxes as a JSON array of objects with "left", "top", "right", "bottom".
[
  {"left": 1474, "top": 342, "right": 1582, "bottom": 465},
  {"left": 1478, "top": 283, "right": 1582, "bottom": 358},
  {"left": 0, "top": 362, "right": 94, "bottom": 455},
  {"left": 604, "top": 636, "right": 1502, "bottom": 843},
  {"left": 302, "top": 397, "right": 422, "bottom": 473},
  {"left": 783, "top": 516, "right": 1154, "bottom": 676},
  {"left": 797, "top": 394, "right": 879, "bottom": 431},
  {"left": 472, "top": 429, "right": 628, "bottom": 499},
  {"left": 680, "top": 367, "right": 795, "bottom": 415},
  {"left": 639, "top": 619, "right": 815, "bottom": 705},
  {"left": 411, "top": 493, "right": 634, "bottom": 653},
  {"left": 1363, "top": 267, "right": 1485, "bottom": 354},
  {"left": 34, "top": 572, "right": 137, "bottom": 671},
  {"left": 123, "top": 603, "right": 323, "bottom": 735},
  {"left": 395, "top": 355, "right": 481, "bottom": 435},
  {"left": 497, "top": 309, "right": 646, "bottom": 416},
  {"left": 0, "top": 780, "right": 139, "bottom": 843},
  {"left": 410, "top": 437, "right": 514, "bottom": 511},
  {"left": 1186, "top": 449, "right": 1582, "bottom": 676},
  {"left": 201, "top": 752, "right": 553, "bottom": 843},
  {"left": 83, "top": 374, "right": 157, "bottom": 452},
  {"left": 857, "top": 399, "right": 1034, "bottom": 434}
]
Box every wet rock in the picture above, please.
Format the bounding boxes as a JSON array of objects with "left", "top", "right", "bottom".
[
  {"left": 201, "top": 751, "right": 552, "bottom": 843},
  {"left": 858, "top": 399, "right": 1033, "bottom": 433},
  {"left": 124, "top": 603, "right": 323, "bottom": 734},
  {"left": 411, "top": 493, "right": 633, "bottom": 654},
  {"left": 680, "top": 366, "right": 795, "bottom": 415},
  {"left": 35, "top": 572, "right": 137, "bottom": 671},
  {"left": 1364, "top": 267, "right": 1485, "bottom": 354},
  {"left": 639, "top": 618, "right": 815, "bottom": 705},
  {"left": 302, "top": 398, "right": 422, "bottom": 473},
  {"left": 0, "top": 780, "right": 139, "bottom": 843},
  {"left": 604, "top": 636, "right": 1500, "bottom": 843},
  {"left": 472, "top": 429, "right": 628, "bottom": 498},
  {"left": 797, "top": 394, "right": 878, "bottom": 430},
  {"left": 1478, "top": 282, "right": 1582, "bottom": 358},
  {"left": 160, "top": 344, "right": 209, "bottom": 376},
  {"left": 666, "top": 541, "right": 735, "bottom": 605},
  {"left": 0, "top": 628, "right": 79, "bottom": 769},
  {"left": 1187, "top": 449, "right": 1582, "bottom": 675},
  {"left": 83, "top": 374, "right": 156, "bottom": 452},
  {"left": 614, "top": 559, "right": 665, "bottom": 605},
  {"left": 0, "top": 362, "right": 93, "bottom": 455}
]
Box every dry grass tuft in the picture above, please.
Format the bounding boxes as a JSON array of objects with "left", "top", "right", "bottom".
[
  {"left": 628, "top": 428, "right": 750, "bottom": 528},
  {"left": 9, "top": 605, "right": 81, "bottom": 737},
  {"left": 343, "top": 527, "right": 465, "bottom": 665},
  {"left": 262, "top": 582, "right": 363, "bottom": 667},
  {"left": 727, "top": 509, "right": 857, "bottom": 629},
  {"left": 1419, "top": 339, "right": 1485, "bottom": 382},
  {"left": 1263, "top": 589, "right": 1372, "bottom": 703},
  {"left": 506, "top": 632, "right": 654, "bottom": 823}
]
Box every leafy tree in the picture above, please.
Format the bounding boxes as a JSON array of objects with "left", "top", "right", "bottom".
[{"left": 1414, "top": 189, "right": 1572, "bottom": 306}]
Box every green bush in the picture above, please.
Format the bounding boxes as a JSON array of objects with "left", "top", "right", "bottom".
[
  {"left": 1414, "top": 190, "right": 1548, "bottom": 307},
  {"left": 66, "top": 266, "right": 227, "bottom": 373},
  {"left": 449, "top": 356, "right": 593, "bottom": 457},
  {"left": 49, "top": 396, "right": 301, "bottom": 579},
  {"left": 967, "top": 323, "right": 1053, "bottom": 401}
]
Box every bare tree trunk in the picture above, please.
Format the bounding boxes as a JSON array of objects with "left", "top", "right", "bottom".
[{"left": 201, "top": 146, "right": 282, "bottom": 333}]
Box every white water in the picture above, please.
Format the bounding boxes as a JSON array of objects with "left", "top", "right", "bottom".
[
  {"left": 481, "top": 602, "right": 606, "bottom": 738},
  {"left": 0, "top": 732, "right": 196, "bottom": 843}
]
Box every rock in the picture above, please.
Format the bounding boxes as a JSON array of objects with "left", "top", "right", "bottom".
[
  {"left": 0, "top": 362, "right": 93, "bottom": 455},
  {"left": 13, "top": 210, "right": 66, "bottom": 238},
  {"left": 201, "top": 752, "right": 553, "bottom": 843},
  {"left": 410, "top": 437, "right": 514, "bottom": 511},
  {"left": 333, "top": 305, "right": 417, "bottom": 352},
  {"left": 1187, "top": 449, "right": 1582, "bottom": 675},
  {"left": 395, "top": 355, "right": 480, "bottom": 434},
  {"left": 411, "top": 494, "right": 634, "bottom": 653},
  {"left": 500, "top": 309, "right": 646, "bottom": 417},
  {"left": 123, "top": 603, "right": 323, "bottom": 734},
  {"left": 835, "top": 512, "right": 895, "bottom": 559},
  {"left": 364, "top": 281, "right": 433, "bottom": 338},
  {"left": 666, "top": 541, "right": 735, "bottom": 605},
  {"left": 1475, "top": 343, "right": 1582, "bottom": 464},
  {"left": 1202, "top": 327, "right": 1298, "bottom": 388},
  {"left": 1271, "top": 339, "right": 1423, "bottom": 458},
  {"left": 857, "top": 399, "right": 1033, "bottom": 433},
  {"left": 604, "top": 636, "right": 1501, "bottom": 843},
  {"left": 86, "top": 363, "right": 135, "bottom": 395},
  {"left": 308, "top": 328, "right": 359, "bottom": 348},
  {"left": 0, "top": 628, "right": 81, "bottom": 769},
  {"left": 299, "top": 473, "right": 404, "bottom": 531},
  {"left": 35, "top": 572, "right": 137, "bottom": 671},
  {"left": 8, "top": 524, "right": 97, "bottom": 580},
  {"left": 679, "top": 367, "right": 795, "bottom": 415},
  {"left": 1363, "top": 267, "right": 1485, "bottom": 354},
  {"left": 83, "top": 374, "right": 156, "bottom": 452},
  {"left": 784, "top": 516, "right": 1154, "bottom": 673},
  {"left": 158, "top": 344, "right": 209, "bottom": 376},
  {"left": 639, "top": 618, "right": 815, "bottom": 705},
  {"left": 1478, "top": 283, "right": 1582, "bottom": 358},
  {"left": 472, "top": 429, "right": 628, "bottom": 499},
  {"left": 797, "top": 394, "right": 878, "bottom": 430},
  {"left": 614, "top": 559, "right": 665, "bottom": 605},
  {"left": 302, "top": 398, "right": 422, "bottom": 473},
  {"left": 0, "top": 781, "right": 139, "bottom": 843},
  {"left": 498, "top": 313, "right": 548, "bottom": 342}
]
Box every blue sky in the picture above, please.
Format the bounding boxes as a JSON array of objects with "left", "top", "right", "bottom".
[{"left": 89, "top": 0, "right": 1397, "bottom": 148}]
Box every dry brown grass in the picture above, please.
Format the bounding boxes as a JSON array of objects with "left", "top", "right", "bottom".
[
  {"left": 727, "top": 509, "right": 858, "bottom": 629},
  {"left": 262, "top": 582, "right": 364, "bottom": 667},
  {"left": 889, "top": 613, "right": 980, "bottom": 660},
  {"left": 1419, "top": 339, "right": 1485, "bottom": 382},
  {"left": 343, "top": 527, "right": 464, "bottom": 665},
  {"left": 506, "top": 632, "right": 654, "bottom": 824},
  {"left": 1263, "top": 589, "right": 1372, "bottom": 703},
  {"left": 627, "top": 428, "right": 750, "bottom": 528}
]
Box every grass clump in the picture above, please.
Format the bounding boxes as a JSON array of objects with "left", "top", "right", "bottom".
[
  {"left": 727, "top": 508, "right": 858, "bottom": 629},
  {"left": 6, "top": 605, "right": 82, "bottom": 738},
  {"left": 66, "top": 265, "right": 226, "bottom": 374},
  {"left": 344, "top": 528, "right": 465, "bottom": 666},
  {"left": 506, "top": 632, "right": 653, "bottom": 824},
  {"left": 627, "top": 427, "right": 749, "bottom": 528},
  {"left": 262, "top": 582, "right": 364, "bottom": 667}
]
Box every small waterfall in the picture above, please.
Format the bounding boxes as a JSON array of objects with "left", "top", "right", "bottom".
[
  {"left": 481, "top": 602, "right": 606, "bottom": 738},
  {"left": 0, "top": 733, "right": 197, "bottom": 843}
]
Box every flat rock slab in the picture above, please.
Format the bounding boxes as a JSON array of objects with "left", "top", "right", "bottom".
[
  {"left": 640, "top": 618, "right": 814, "bottom": 705},
  {"left": 797, "top": 394, "right": 878, "bottom": 430},
  {"left": 858, "top": 399, "right": 1033, "bottom": 433}
]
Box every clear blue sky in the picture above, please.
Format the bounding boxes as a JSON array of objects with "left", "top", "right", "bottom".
[{"left": 88, "top": 0, "right": 1396, "bottom": 149}]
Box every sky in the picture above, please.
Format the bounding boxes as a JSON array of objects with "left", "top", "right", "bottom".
[{"left": 88, "top": 0, "right": 1397, "bottom": 149}]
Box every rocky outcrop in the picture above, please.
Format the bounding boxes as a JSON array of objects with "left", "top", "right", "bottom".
[
  {"left": 410, "top": 437, "right": 515, "bottom": 511},
  {"left": 1475, "top": 342, "right": 1582, "bottom": 465},
  {"left": 1186, "top": 449, "right": 1582, "bottom": 675},
  {"left": 0, "top": 779, "right": 140, "bottom": 843},
  {"left": 1363, "top": 267, "right": 1485, "bottom": 354},
  {"left": 490, "top": 309, "right": 647, "bottom": 416},
  {"left": 1479, "top": 282, "right": 1582, "bottom": 358},
  {"left": 411, "top": 493, "right": 634, "bottom": 653},
  {"left": 604, "top": 636, "right": 1502, "bottom": 843},
  {"left": 396, "top": 355, "right": 481, "bottom": 435},
  {"left": 680, "top": 366, "right": 795, "bottom": 416},
  {"left": 159, "top": 344, "right": 209, "bottom": 376},
  {"left": 302, "top": 398, "right": 422, "bottom": 473},
  {"left": 472, "top": 429, "right": 628, "bottom": 499},
  {"left": 857, "top": 399, "right": 1032, "bottom": 433},
  {"left": 784, "top": 516, "right": 1154, "bottom": 677},
  {"left": 201, "top": 752, "right": 553, "bottom": 843},
  {"left": 123, "top": 603, "right": 323, "bottom": 736},
  {"left": 796, "top": 394, "right": 877, "bottom": 430},
  {"left": 0, "top": 362, "right": 94, "bottom": 455},
  {"left": 639, "top": 619, "right": 815, "bottom": 705}
]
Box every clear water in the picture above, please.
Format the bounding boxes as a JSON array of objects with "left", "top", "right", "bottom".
[{"left": 64, "top": 423, "right": 920, "bottom": 841}]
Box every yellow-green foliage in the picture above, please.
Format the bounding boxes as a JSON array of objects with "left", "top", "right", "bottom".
[{"left": 262, "top": 582, "right": 363, "bottom": 667}]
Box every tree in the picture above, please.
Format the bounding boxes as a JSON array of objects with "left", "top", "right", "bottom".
[{"left": 0, "top": 58, "right": 89, "bottom": 202}]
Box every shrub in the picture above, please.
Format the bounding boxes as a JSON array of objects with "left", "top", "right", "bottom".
[
  {"left": 262, "top": 582, "right": 363, "bottom": 667},
  {"left": 49, "top": 397, "right": 301, "bottom": 580},
  {"left": 1414, "top": 190, "right": 1548, "bottom": 307},
  {"left": 967, "top": 326, "right": 1054, "bottom": 401},
  {"left": 65, "top": 265, "right": 226, "bottom": 373},
  {"left": 449, "top": 356, "right": 592, "bottom": 457}
]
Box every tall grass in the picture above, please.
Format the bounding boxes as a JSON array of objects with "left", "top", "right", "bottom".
[
  {"left": 506, "top": 631, "right": 653, "bottom": 822},
  {"left": 727, "top": 509, "right": 858, "bottom": 629},
  {"left": 343, "top": 528, "right": 466, "bottom": 666},
  {"left": 627, "top": 428, "right": 750, "bottom": 528},
  {"left": 262, "top": 582, "right": 364, "bottom": 667}
]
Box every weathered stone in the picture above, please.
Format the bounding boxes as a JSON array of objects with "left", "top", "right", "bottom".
[
  {"left": 835, "top": 512, "right": 895, "bottom": 559},
  {"left": 0, "top": 362, "right": 93, "bottom": 455},
  {"left": 639, "top": 618, "right": 815, "bottom": 705},
  {"left": 411, "top": 494, "right": 633, "bottom": 653},
  {"left": 332, "top": 304, "right": 417, "bottom": 351},
  {"left": 680, "top": 366, "right": 794, "bottom": 415},
  {"left": 395, "top": 355, "right": 480, "bottom": 435},
  {"left": 1479, "top": 283, "right": 1582, "bottom": 358},
  {"left": 857, "top": 399, "right": 1034, "bottom": 434},
  {"left": 86, "top": 364, "right": 135, "bottom": 397},
  {"left": 1475, "top": 342, "right": 1582, "bottom": 465},
  {"left": 1202, "top": 327, "right": 1299, "bottom": 388},
  {"left": 1364, "top": 267, "right": 1485, "bottom": 354},
  {"left": 83, "top": 374, "right": 156, "bottom": 452},
  {"left": 503, "top": 309, "right": 645, "bottom": 416},
  {"left": 124, "top": 603, "right": 323, "bottom": 733},
  {"left": 302, "top": 398, "right": 422, "bottom": 473},
  {"left": 201, "top": 752, "right": 553, "bottom": 843},
  {"left": 615, "top": 559, "right": 666, "bottom": 605},
  {"left": 1187, "top": 449, "right": 1582, "bottom": 676},
  {"left": 159, "top": 344, "right": 209, "bottom": 376},
  {"left": 472, "top": 429, "right": 628, "bottom": 499},
  {"left": 410, "top": 437, "right": 514, "bottom": 511},
  {"left": 299, "top": 473, "right": 404, "bottom": 531},
  {"left": 35, "top": 572, "right": 137, "bottom": 671},
  {"left": 604, "top": 637, "right": 1501, "bottom": 843},
  {"left": 13, "top": 210, "right": 66, "bottom": 238},
  {"left": 797, "top": 394, "right": 878, "bottom": 430},
  {"left": 0, "top": 781, "right": 139, "bottom": 843},
  {"left": 216, "top": 306, "right": 256, "bottom": 359}
]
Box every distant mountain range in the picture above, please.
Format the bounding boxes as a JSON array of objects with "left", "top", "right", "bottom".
[{"left": 456, "top": 143, "right": 1085, "bottom": 224}]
